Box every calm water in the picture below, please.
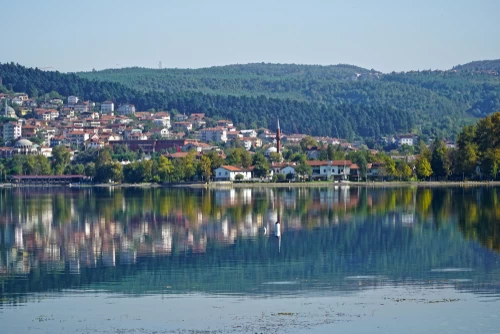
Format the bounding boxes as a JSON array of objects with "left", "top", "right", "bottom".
[{"left": 0, "top": 186, "right": 499, "bottom": 333}]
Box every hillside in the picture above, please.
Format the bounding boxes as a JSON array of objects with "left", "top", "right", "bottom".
[
  {"left": 2, "top": 61, "right": 500, "bottom": 139},
  {"left": 76, "top": 62, "right": 500, "bottom": 138},
  {"left": 452, "top": 59, "right": 500, "bottom": 72}
]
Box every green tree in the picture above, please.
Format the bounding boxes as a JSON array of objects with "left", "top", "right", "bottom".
[
  {"left": 269, "top": 152, "right": 282, "bottom": 163},
  {"left": 431, "top": 139, "right": 450, "bottom": 178},
  {"left": 416, "top": 157, "right": 433, "bottom": 180},
  {"left": 85, "top": 162, "right": 96, "bottom": 177},
  {"left": 198, "top": 155, "right": 212, "bottom": 181},
  {"left": 295, "top": 162, "right": 312, "bottom": 180},
  {"left": 52, "top": 145, "right": 71, "bottom": 173},
  {"left": 157, "top": 156, "right": 174, "bottom": 182},
  {"left": 36, "top": 155, "right": 52, "bottom": 175},
  {"left": 252, "top": 152, "right": 269, "bottom": 178},
  {"left": 300, "top": 136, "right": 318, "bottom": 151},
  {"left": 180, "top": 152, "right": 197, "bottom": 181},
  {"left": 482, "top": 148, "right": 500, "bottom": 179},
  {"left": 72, "top": 163, "right": 85, "bottom": 175},
  {"left": 204, "top": 150, "right": 224, "bottom": 172}
]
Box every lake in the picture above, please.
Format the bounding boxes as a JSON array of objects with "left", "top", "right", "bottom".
[{"left": 0, "top": 186, "right": 499, "bottom": 333}]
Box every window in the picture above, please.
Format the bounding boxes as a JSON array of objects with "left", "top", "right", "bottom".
[
  {"left": 226, "top": 172, "right": 228, "bottom": 175},
  {"left": 323, "top": 169, "right": 326, "bottom": 173}
]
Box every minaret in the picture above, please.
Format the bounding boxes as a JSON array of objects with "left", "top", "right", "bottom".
[
  {"left": 276, "top": 118, "right": 281, "bottom": 154},
  {"left": 4, "top": 98, "right": 8, "bottom": 117}
]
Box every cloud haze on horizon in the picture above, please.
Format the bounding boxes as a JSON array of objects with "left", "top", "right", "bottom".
[{"left": 1, "top": 0, "right": 499, "bottom": 73}]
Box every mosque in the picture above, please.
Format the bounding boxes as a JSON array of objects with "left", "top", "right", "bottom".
[{"left": 4, "top": 99, "right": 18, "bottom": 119}]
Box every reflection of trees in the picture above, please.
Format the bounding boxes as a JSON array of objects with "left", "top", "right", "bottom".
[
  {"left": 456, "top": 188, "right": 500, "bottom": 252},
  {"left": 1, "top": 186, "right": 500, "bottom": 304}
]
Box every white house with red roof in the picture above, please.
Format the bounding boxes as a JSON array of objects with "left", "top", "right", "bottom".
[{"left": 214, "top": 165, "right": 252, "bottom": 181}]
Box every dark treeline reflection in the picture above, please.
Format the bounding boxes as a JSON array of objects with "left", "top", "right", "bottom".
[{"left": 0, "top": 186, "right": 499, "bottom": 304}]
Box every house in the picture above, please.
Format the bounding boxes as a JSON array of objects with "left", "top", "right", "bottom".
[
  {"left": 241, "top": 137, "right": 262, "bottom": 150},
  {"left": 151, "top": 128, "right": 169, "bottom": 138},
  {"left": 101, "top": 101, "right": 114, "bottom": 113},
  {"left": 11, "top": 97, "right": 23, "bottom": 106},
  {"left": 87, "top": 137, "right": 105, "bottom": 149},
  {"left": 240, "top": 129, "right": 257, "bottom": 138},
  {"left": 182, "top": 141, "right": 214, "bottom": 152},
  {"left": 50, "top": 136, "right": 68, "bottom": 147},
  {"left": 68, "top": 130, "right": 90, "bottom": 146},
  {"left": 214, "top": 165, "right": 252, "bottom": 181},
  {"left": 217, "top": 120, "right": 233, "bottom": 128},
  {"left": 367, "top": 163, "right": 385, "bottom": 179},
  {"left": 135, "top": 112, "right": 153, "bottom": 120},
  {"left": 14, "top": 93, "right": 29, "bottom": 101},
  {"left": 350, "top": 163, "right": 361, "bottom": 180},
  {"left": 74, "top": 103, "right": 88, "bottom": 113},
  {"left": 284, "top": 134, "right": 306, "bottom": 143},
  {"left": 305, "top": 146, "right": 323, "bottom": 160},
  {"left": 3, "top": 121, "right": 22, "bottom": 141},
  {"left": 305, "top": 160, "right": 353, "bottom": 180},
  {"left": 68, "top": 96, "right": 79, "bottom": 105},
  {"left": 50, "top": 98, "right": 64, "bottom": 105},
  {"left": 124, "top": 128, "right": 146, "bottom": 140},
  {"left": 153, "top": 112, "right": 171, "bottom": 128},
  {"left": 172, "top": 122, "right": 193, "bottom": 132},
  {"left": 226, "top": 131, "right": 243, "bottom": 140},
  {"left": 173, "top": 113, "right": 188, "bottom": 122},
  {"left": 445, "top": 141, "right": 456, "bottom": 149},
  {"left": 60, "top": 107, "right": 75, "bottom": 118},
  {"left": 198, "top": 127, "right": 227, "bottom": 143},
  {"left": 117, "top": 103, "right": 136, "bottom": 115},
  {"left": 35, "top": 108, "right": 59, "bottom": 121},
  {"left": 39, "top": 128, "right": 56, "bottom": 145},
  {"left": 270, "top": 163, "right": 296, "bottom": 178},
  {"left": 22, "top": 125, "right": 38, "bottom": 139},
  {"left": 191, "top": 118, "right": 206, "bottom": 129},
  {"left": 398, "top": 134, "right": 415, "bottom": 146},
  {"left": 190, "top": 113, "right": 205, "bottom": 120}
]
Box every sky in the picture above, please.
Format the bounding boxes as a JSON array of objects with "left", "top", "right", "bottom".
[{"left": 1, "top": 0, "right": 499, "bottom": 73}]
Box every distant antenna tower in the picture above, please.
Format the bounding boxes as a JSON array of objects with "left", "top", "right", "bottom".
[{"left": 159, "top": 61, "right": 162, "bottom": 69}]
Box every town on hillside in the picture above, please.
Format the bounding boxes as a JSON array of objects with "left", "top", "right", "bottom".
[{"left": 0, "top": 91, "right": 498, "bottom": 184}]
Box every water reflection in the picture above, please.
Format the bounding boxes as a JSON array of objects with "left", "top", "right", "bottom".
[{"left": 0, "top": 186, "right": 499, "bottom": 305}]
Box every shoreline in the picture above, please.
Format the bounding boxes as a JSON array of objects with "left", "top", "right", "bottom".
[{"left": 2, "top": 180, "right": 500, "bottom": 189}]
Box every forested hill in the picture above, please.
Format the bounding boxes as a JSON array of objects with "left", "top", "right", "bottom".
[
  {"left": 452, "top": 59, "right": 500, "bottom": 72},
  {"left": 77, "top": 63, "right": 378, "bottom": 97},
  {"left": 1, "top": 61, "right": 500, "bottom": 139},
  {"left": 75, "top": 62, "right": 500, "bottom": 138}
]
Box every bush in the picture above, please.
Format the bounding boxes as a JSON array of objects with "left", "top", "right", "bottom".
[
  {"left": 235, "top": 173, "right": 244, "bottom": 181},
  {"left": 276, "top": 174, "right": 286, "bottom": 182}
]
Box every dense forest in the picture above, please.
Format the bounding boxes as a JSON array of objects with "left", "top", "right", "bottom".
[
  {"left": 1, "top": 61, "right": 500, "bottom": 139},
  {"left": 76, "top": 61, "right": 500, "bottom": 138},
  {"left": 452, "top": 59, "right": 500, "bottom": 72}
]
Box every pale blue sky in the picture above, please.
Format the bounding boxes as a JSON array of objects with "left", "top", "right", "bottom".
[{"left": 2, "top": 0, "right": 499, "bottom": 72}]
